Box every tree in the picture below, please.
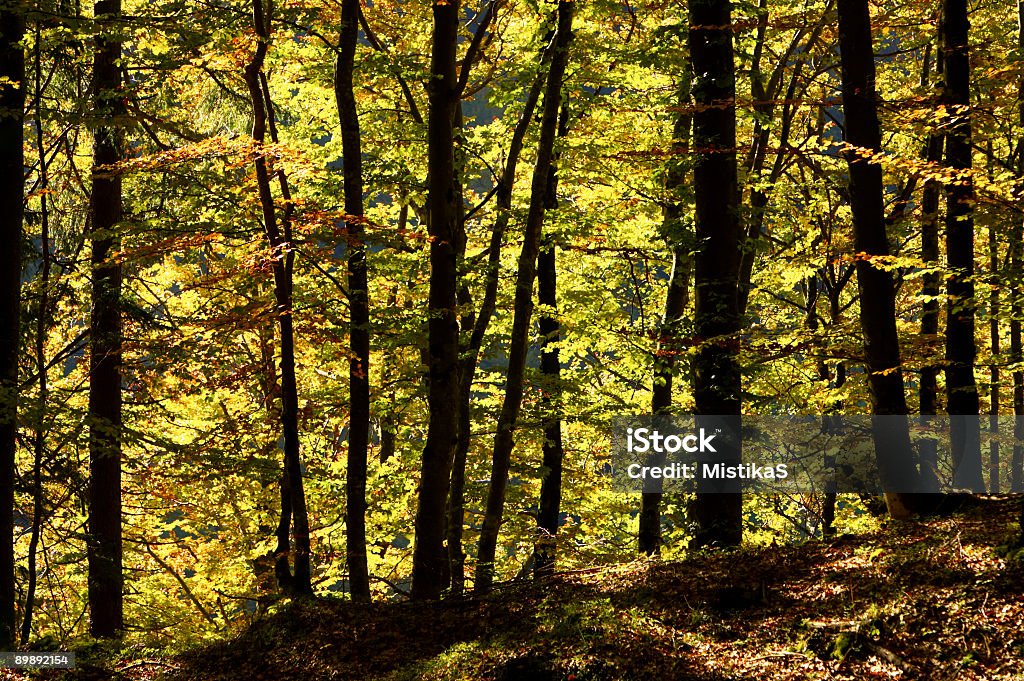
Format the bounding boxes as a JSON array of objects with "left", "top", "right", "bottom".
[
  {"left": 447, "top": 50, "right": 544, "bottom": 596},
  {"left": 919, "top": 37, "right": 943, "bottom": 494},
  {"left": 1011, "top": 0, "right": 1024, "bottom": 493},
  {"left": 87, "top": 0, "right": 125, "bottom": 638},
  {"left": 639, "top": 66, "right": 692, "bottom": 556},
  {"left": 476, "top": 0, "right": 574, "bottom": 592},
  {"left": 335, "top": 0, "right": 370, "bottom": 603},
  {"left": 412, "top": 0, "right": 463, "bottom": 601},
  {"left": 535, "top": 101, "right": 570, "bottom": 577},
  {"left": 447, "top": 0, "right": 507, "bottom": 595},
  {"left": 835, "top": 0, "right": 919, "bottom": 516},
  {"left": 244, "top": 0, "right": 313, "bottom": 596},
  {"left": 22, "top": 14, "right": 53, "bottom": 643},
  {"left": 943, "top": 0, "right": 984, "bottom": 491},
  {"left": 0, "top": 0, "right": 24, "bottom": 649},
  {"left": 687, "top": 0, "right": 743, "bottom": 549}
]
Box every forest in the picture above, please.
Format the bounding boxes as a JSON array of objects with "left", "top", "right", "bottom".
[{"left": 0, "top": 0, "right": 1024, "bottom": 676}]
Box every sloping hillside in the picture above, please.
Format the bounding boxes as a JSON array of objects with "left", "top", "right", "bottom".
[{"left": 17, "top": 503, "right": 1024, "bottom": 681}]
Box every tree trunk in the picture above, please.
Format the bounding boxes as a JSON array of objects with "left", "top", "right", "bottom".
[
  {"left": 639, "top": 69, "right": 692, "bottom": 556},
  {"left": 919, "top": 37, "right": 943, "bottom": 494},
  {"left": 535, "top": 102, "right": 569, "bottom": 578},
  {"left": 446, "top": 63, "right": 545, "bottom": 596},
  {"left": 822, "top": 280, "right": 849, "bottom": 538},
  {"left": 942, "top": 0, "right": 984, "bottom": 491},
  {"left": 0, "top": 0, "right": 24, "bottom": 649},
  {"left": 335, "top": 0, "right": 371, "bottom": 603},
  {"left": 245, "top": 0, "right": 313, "bottom": 596},
  {"left": 87, "top": 0, "right": 125, "bottom": 638},
  {"left": 476, "top": 0, "right": 574, "bottom": 592},
  {"left": 835, "top": 0, "right": 919, "bottom": 517},
  {"left": 412, "top": 0, "right": 462, "bottom": 601},
  {"left": 987, "top": 145, "right": 1000, "bottom": 493},
  {"left": 1011, "top": 0, "right": 1024, "bottom": 493},
  {"left": 919, "top": 132, "right": 943, "bottom": 492},
  {"left": 688, "top": 0, "right": 743, "bottom": 549}
]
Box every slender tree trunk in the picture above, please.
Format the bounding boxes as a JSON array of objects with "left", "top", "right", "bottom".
[
  {"left": 822, "top": 283, "right": 848, "bottom": 538},
  {"left": 22, "top": 23, "right": 49, "bottom": 642},
  {"left": 805, "top": 278, "right": 830, "bottom": 534},
  {"left": 245, "top": 0, "right": 312, "bottom": 595},
  {"left": 476, "top": 0, "right": 574, "bottom": 592},
  {"left": 943, "top": 0, "right": 984, "bottom": 491},
  {"left": 533, "top": 239, "right": 563, "bottom": 576},
  {"left": 87, "top": 0, "right": 125, "bottom": 638},
  {"left": 1012, "top": 0, "right": 1024, "bottom": 493},
  {"left": 919, "top": 38, "right": 943, "bottom": 493},
  {"left": 688, "top": 0, "right": 743, "bottom": 549},
  {"left": 446, "top": 64, "right": 545, "bottom": 596},
  {"left": 444, "top": 100, "right": 474, "bottom": 596},
  {"left": 0, "top": 0, "right": 25, "bottom": 649},
  {"left": 335, "top": 0, "right": 371, "bottom": 603},
  {"left": 447, "top": 384, "right": 470, "bottom": 595},
  {"left": 440, "top": 102, "right": 469, "bottom": 594},
  {"left": 835, "top": 0, "right": 919, "bottom": 517},
  {"left": 987, "top": 144, "right": 1000, "bottom": 493},
  {"left": 535, "top": 102, "right": 569, "bottom": 578},
  {"left": 412, "top": 0, "right": 462, "bottom": 601},
  {"left": 639, "top": 70, "right": 692, "bottom": 556}
]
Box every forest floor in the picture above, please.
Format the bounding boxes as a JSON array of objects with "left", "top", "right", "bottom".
[{"left": 12, "top": 502, "right": 1024, "bottom": 681}]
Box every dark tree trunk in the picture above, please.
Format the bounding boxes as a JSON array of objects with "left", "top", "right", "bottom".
[
  {"left": 836, "top": 0, "right": 919, "bottom": 516},
  {"left": 805, "top": 279, "right": 830, "bottom": 536},
  {"left": 412, "top": 0, "right": 462, "bottom": 601},
  {"left": 919, "top": 36, "right": 943, "bottom": 494},
  {"left": 245, "top": 0, "right": 313, "bottom": 596},
  {"left": 988, "top": 145, "right": 1000, "bottom": 492},
  {"left": 639, "top": 71, "right": 692, "bottom": 556},
  {"left": 919, "top": 130, "right": 943, "bottom": 492},
  {"left": 688, "top": 0, "right": 743, "bottom": 549},
  {"left": 0, "top": 0, "right": 24, "bottom": 650},
  {"left": 1011, "top": 0, "right": 1024, "bottom": 493},
  {"left": 942, "top": 0, "right": 984, "bottom": 491},
  {"left": 476, "top": 0, "right": 574, "bottom": 592},
  {"left": 446, "top": 64, "right": 545, "bottom": 596},
  {"left": 535, "top": 103, "right": 570, "bottom": 578},
  {"left": 821, "top": 284, "right": 849, "bottom": 538},
  {"left": 87, "top": 0, "right": 125, "bottom": 638},
  {"left": 335, "top": 0, "right": 371, "bottom": 603},
  {"left": 447, "top": 382, "right": 470, "bottom": 595},
  {"left": 438, "top": 101, "right": 472, "bottom": 594},
  {"left": 533, "top": 243, "right": 563, "bottom": 577}
]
